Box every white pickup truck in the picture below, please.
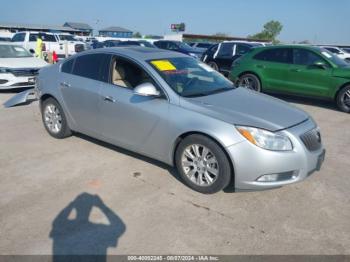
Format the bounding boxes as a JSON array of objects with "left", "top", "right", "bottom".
[{"left": 11, "top": 31, "right": 86, "bottom": 59}]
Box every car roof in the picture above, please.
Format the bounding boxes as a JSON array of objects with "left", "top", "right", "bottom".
[
  {"left": 320, "top": 46, "right": 340, "bottom": 49},
  {"left": 82, "top": 46, "right": 189, "bottom": 61},
  {"left": 14, "top": 31, "right": 54, "bottom": 35},
  {"left": 155, "top": 40, "right": 180, "bottom": 43},
  {"left": 252, "top": 44, "right": 323, "bottom": 52}
]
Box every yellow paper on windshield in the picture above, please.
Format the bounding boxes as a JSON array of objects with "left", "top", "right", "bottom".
[{"left": 151, "top": 60, "right": 176, "bottom": 71}]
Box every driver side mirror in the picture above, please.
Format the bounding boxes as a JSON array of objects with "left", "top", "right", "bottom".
[
  {"left": 133, "top": 82, "right": 161, "bottom": 97},
  {"left": 313, "top": 61, "right": 328, "bottom": 69}
]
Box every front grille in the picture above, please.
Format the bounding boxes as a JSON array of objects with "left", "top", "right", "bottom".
[
  {"left": 300, "top": 128, "right": 322, "bottom": 151},
  {"left": 10, "top": 69, "right": 39, "bottom": 77},
  {"left": 10, "top": 82, "right": 35, "bottom": 87}
]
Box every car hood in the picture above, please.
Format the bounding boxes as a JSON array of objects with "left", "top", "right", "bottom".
[
  {"left": 0, "top": 57, "right": 48, "bottom": 68},
  {"left": 180, "top": 87, "right": 309, "bottom": 131}
]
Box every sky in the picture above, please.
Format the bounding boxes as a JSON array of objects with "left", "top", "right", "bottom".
[{"left": 1, "top": 0, "right": 349, "bottom": 44}]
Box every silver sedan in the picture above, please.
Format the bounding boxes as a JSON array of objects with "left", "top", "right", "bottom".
[{"left": 36, "top": 47, "right": 325, "bottom": 194}]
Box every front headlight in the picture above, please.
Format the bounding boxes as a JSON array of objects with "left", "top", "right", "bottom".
[{"left": 236, "top": 126, "right": 293, "bottom": 151}]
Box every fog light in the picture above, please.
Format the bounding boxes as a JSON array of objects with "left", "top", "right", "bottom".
[
  {"left": 256, "top": 171, "right": 298, "bottom": 182},
  {"left": 257, "top": 174, "right": 279, "bottom": 182}
]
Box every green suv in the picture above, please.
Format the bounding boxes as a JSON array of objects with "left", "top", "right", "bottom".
[{"left": 229, "top": 45, "right": 350, "bottom": 112}]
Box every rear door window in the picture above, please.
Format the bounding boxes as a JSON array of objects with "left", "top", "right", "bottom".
[
  {"left": 254, "top": 48, "right": 292, "bottom": 64},
  {"left": 217, "top": 43, "right": 235, "bottom": 57},
  {"left": 72, "top": 53, "right": 111, "bottom": 82},
  {"left": 236, "top": 44, "right": 251, "bottom": 55},
  {"left": 61, "top": 58, "right": 75, "bottom": 74}
]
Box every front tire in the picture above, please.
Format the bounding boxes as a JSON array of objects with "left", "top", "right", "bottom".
[
  {"left": 336, "top": 85, "right": 350, "bottom": 113},
  {"left": 239, "top": 73, "right": 261, "bottom": 92},
  {"left": 175, "top": 134, "right": 232, "bottom": 194},
  {"left": 41, "top": 97, "right": 72, "bottom": 138}
]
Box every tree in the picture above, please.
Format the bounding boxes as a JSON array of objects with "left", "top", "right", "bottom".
[
  {"left": 249, "top": 20, "right": 283, "bottom": 43},
  {"left": 133, "top": 32, "right": 142, "bottom": 38}
]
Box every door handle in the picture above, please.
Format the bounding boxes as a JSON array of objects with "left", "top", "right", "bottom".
[
  {"left": 290, "top": 68, "right": 302, "bottom": 72},
  {"left": 60, "top": 82, "right": 71, "bottom": 88},
  {"left": 103, "top": 96, "right": 116, "bottom": 103}
]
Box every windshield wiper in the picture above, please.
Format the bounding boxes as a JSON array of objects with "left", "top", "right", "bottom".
[
  {"left": 183, "top": 92, "right": 210, "bottom": 98},
  {"left": 183, "top": 87, "right": 233, "bottom": 98},
  {"left": 205, "top": 87, "right": 234, "bottom": 95}
]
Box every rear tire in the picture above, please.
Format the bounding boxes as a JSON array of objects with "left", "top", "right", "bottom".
[
  {"left": 336, "top": 85, "right": 350, "bottom": 113},
  {"left": 175, "top": 134, "right": 232, "bottom": 194},
  {"left": 41, "top": 97, "right": 72, "bottom": 139},
  {"left": 239, "top": 73, "right": 261, "bottom": 92},
  {"left": 207, "top": 61, "right": 219, "bottom": 71}
]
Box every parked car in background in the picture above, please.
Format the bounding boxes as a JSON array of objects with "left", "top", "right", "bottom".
[
  {"left": 320, "top": 46, "right": 350, "bottom": 62},
  {"left": 55, "top": 33, "right": 89, "bottom": 51},
  {"left": 153, "top": 40, "right": 203, "bottom": 59},
  {"left": 230, "top": 45, "right": 350, "bottom": 112},
  {"left": 103, "top": 40, "right": 121, "bottom": 47},
  {"left": 37, "top": 47, "right": 324, "bottom": 193},
  {"left": 117, "top": 40, "right": 157, "bottom": 48},
  {"left": 0, "top": 37, "right": 11, "bottom": 42},
  {"left": 104, "top": 40, "right": 157, "bottom": 48},
  {"left": 0, "top": 31, "right": 14, "bottom": 42},
  {"left": 0, "top": 43, "right": 47, "bottom": 89},
  {"left": 201, "top": 41, "right": 263, "bottom": 76},
  {"left": 190, "top": 42, "right": 214, "bottom": 50},
  {"left": 91, "top": 39, "right": 105, "bottom": 49},
  {"left": 11, "top": 31, "right": 85, "bottom": 59},
  {"left": 342, "top": 47, "right": 350, "bottom": 54}
]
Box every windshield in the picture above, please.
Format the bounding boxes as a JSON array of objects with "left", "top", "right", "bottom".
[
  {"left": 139, "top": 41, "right": 156, "bottom": 48},
  {"left": 178, "top": 42, "right": 193, "bottom": 51},
  {"left": 0, "top": 45, "right": 32, "bottom": 58},
  {"left": 149, "top": 57, "right": 234, "bottom": 97},
  {"left": 59, "top": 34, "right": 76, "bottom": 41},
  {"left": 317, "top": 48, "right": 349, "bottom": 67}
]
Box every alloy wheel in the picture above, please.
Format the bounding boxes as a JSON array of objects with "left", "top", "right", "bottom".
[
  {"left": 44, "top": 104, "right": 62, "bottom": 134},
  {"left": 181, "top": 144, "right": 219, "bottom": 187},
  {"left": 240, "top": 75, "right": 259, "bottom": 91},
  {"left": 343, "top": 90, "right": 350, "bottom": 107}
]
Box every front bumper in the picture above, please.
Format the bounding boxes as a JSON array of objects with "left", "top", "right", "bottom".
[
  {"left": 226, "top": 119, "right": 325, "bottom": 191},
  {"left": 0, "top": 73, "right": 36, "bottom": 90}
]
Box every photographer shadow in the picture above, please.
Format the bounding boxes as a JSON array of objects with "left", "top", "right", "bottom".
[{"left": 50, "top": 193, "right": 126, "bottom": 262}]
